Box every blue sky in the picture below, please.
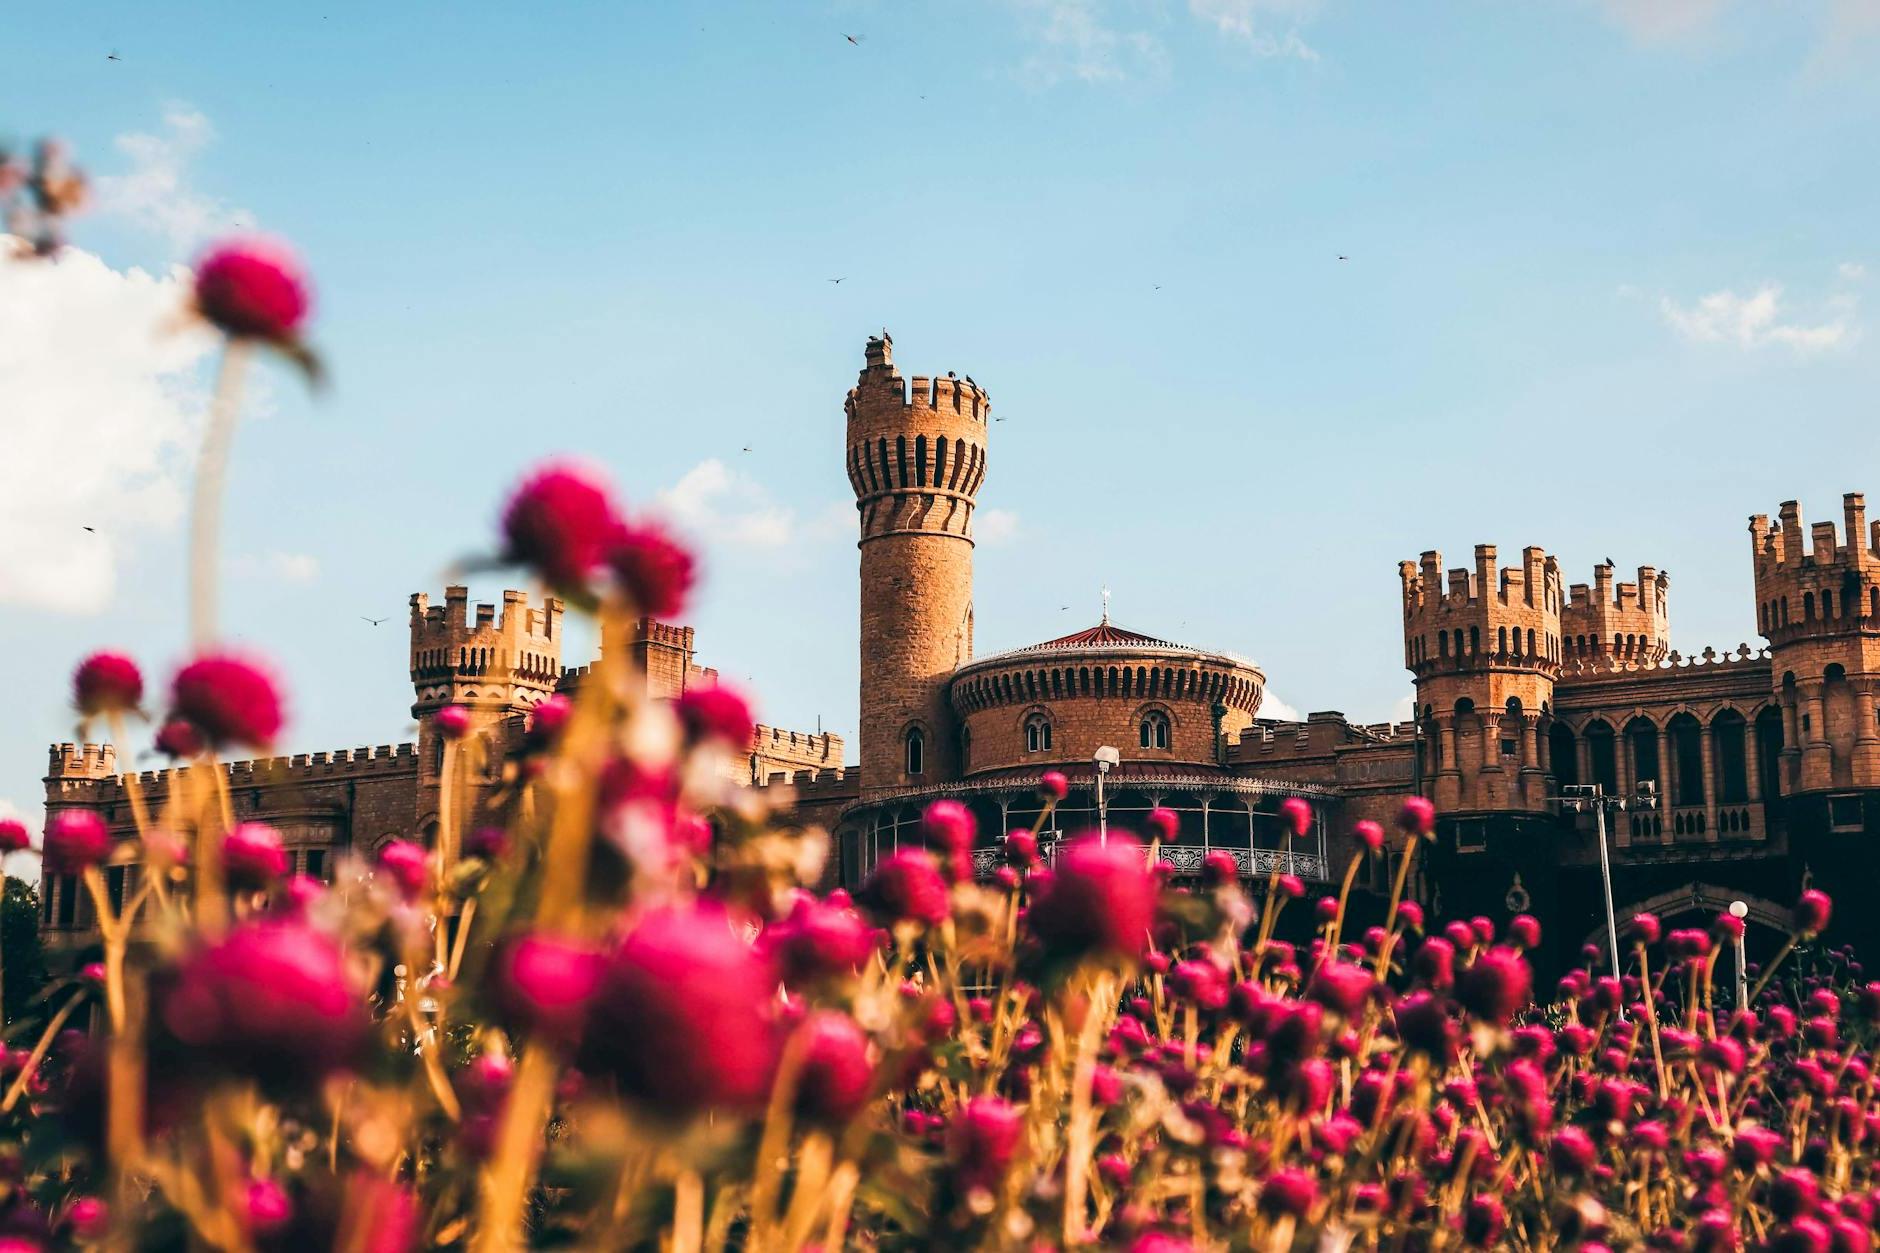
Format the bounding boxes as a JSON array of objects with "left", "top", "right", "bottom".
[{"left": 3, "top": 0, "right": 1878, "bottom": 835}]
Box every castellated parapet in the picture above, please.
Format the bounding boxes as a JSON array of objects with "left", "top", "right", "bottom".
[
  {"left": 409, "top": 586, "right": 564, "bottom": 718},
  {"left": 847, "top": 333, "right": 986, "bottom": 796},
  {"left": 1399, "top": 544, "right": 1562, "bottom": 813},
  {"left": 1749, "top": 494, "right": 1880, "bottom": 790},
  {"left": 1560, "top": 564, "right": 1669, "bottom": 666}
]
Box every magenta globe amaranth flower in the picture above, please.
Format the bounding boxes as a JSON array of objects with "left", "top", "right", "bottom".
[
  {"left": 676, "top": 684, "right": 754, "bottom": 747},
  {"left": 1146, "top": 807, "right": 1179, "bottom": 844},
  {"left": 949, "top": 1095, "right": 1024, "bottom": 1194},
  {"left": 222, "top": 822, "right": 288, "bottom": 889},
  {"left": 160, "top": 920, "right": 368, "bottom": 1088},
  {"left": 1398, "top": 796, "right": 1436, "bottom": 836},
  {"left": 499, "top": 460, "right": 622, "bottom": 592},
  {"left": 376, "top": 840, "right": 429, "bottom": 900},
  {"left": 1352, "top": 819, "right": 1385, "bottom": 851},
  {"left": 608, "top": 519, "right": 695, "bottom": 619},
  {"left": 792, "top": 1011, "right": 874, "bottom": 1126},
  {"left": 1025, "top": 834, "right": 1156, "bottom": 963},
  {"left": 1039, "top": 770, "right": 1070, "bottom": 802},
  {"left": 580, "top": 905, "right": 780, "bottom": 1116},
  {"left": 1457, "top": 946, "right": 1532, "bottom": 1027},
  {"left": 491, "top": 931, "right": 604, "bottom": 1046},
  {"left": 1796, "top": 889, "right": 1833, "bottom": 936},
  {"left": 0, "top": 820, "right": 27, "bottom": 855},
  {"left": 170, "top": 653, "right": 284, "bottom": 750},
  {"left": 1278, "top": 797, "right": 1313, "bottom": 838},
  {"left": 244, "top": 1178, "right": 292, "bottom": 1235},
  {"left": 857, "top": 848, "right": 949, "bottom": 927},
  {"left": 72, "top": 651, "right": 142, "bottom": 717},
  {"left": 43, "top": 810, "right": 110, "bottom": 873},
  {"left": 433, "top": 705, "right": 472, "bottom": 740},
  {"left": 761, "top": 895, "right": 877, "bottom": 985},
  {"left": 194, "top": 237, "right": 311, "bottom": 340}
]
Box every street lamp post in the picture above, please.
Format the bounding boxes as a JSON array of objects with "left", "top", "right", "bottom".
[
  {"left": 1093, "top": 746, "right": 1119, "bottom": 845},
  {"left": 1558, "top": 780, "right": 1658, "bottom": 983},
  {"left": 1730, "top": 899, "right": 1750, "bottom": 1007}
]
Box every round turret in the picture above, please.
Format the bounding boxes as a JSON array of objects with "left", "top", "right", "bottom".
[{"left": 847, "top": 334, "right": 989, "bottom": 795}]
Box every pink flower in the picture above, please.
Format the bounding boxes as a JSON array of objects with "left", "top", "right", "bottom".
[
  {"left": 1398, "top": 796, "right": 1437, "bottom": 836},
  {"left": 65, "top": 1197, "right": 108, "bottom": 1240},
  {"left": 1797, "top": 889, "right": 1833, "bottom": 936},
  {"left": 194, "top": 237, "right": 311, "bottom": 340},
  {"left": 160, "top": 920, "right": 368, "bottom": 1088},
  {"left": 222, "top": 822, "right": 288, "bottom": 888},
  {"left": 1278, "top": 797, "right": 1313, "bottom": 838},
  {"left": 1308, "top": 961, "right": 1374, "bottom": 1019},
  {"left": 1464, "top": 1194, "right": 1506, "bottom": 1246},
  {"left": 433, "top": 706, "right": 472, "bottom": 740},
  {"left": 491, "top": 932, "right": 605, "bottom": 1045},
  {"left": 170, "top": 653, "right": 284, "bottom": 750},
  {"left": 1039, "top": 770, "right": 1070, "bottom": 801},
  {"left": 761, "top": 895, "right": 877, "bottom": 985},
  {"left": 922, "top": 800, "right": 975, "bottom": 856},
  {"left": 608, "top": 519, "right": 695, "bottom": 619},
  {"left": 154, "top": 718, "right": 205, "bottom": 759},
  {"left": 523, "top": 694, "right": 572, "bottom": 753},
  {"left": 581, "top": 905, "right": 780, "bottom": 1115},
  {"left": 1146, "top": 807, "right": 1179, "bottom": 843},
  {"left": 1025, "top": 835, "right": 1157, "bottom": 963},
  {"left": 1549, "top": 1126, "right": 1597, "bottom": 1176},
  {"left": 1003, "top": 829, "right": 1039, "bottom": 867},
  {"left": 244, "top": 1178, "right": 292, "bottom": 1235},
  {"left": 499, "top": 461, "right": 622, "bottom": 592},
  {"left": 949, "top": 1096, "right": 1024, "bottom": 1193},
  {"left": 0, "top": 820, "right": 27, "bottom": 855},
  {"left": 676, "top": 684, "right": 754, "bottom": 747},
  {"left": 72, "top": 651, "right": 142, "bottom": 717},
  {"left": 1508, "top": 914, "right": 1542, "bottom": 950},
  {"left": 1352, "top": 819, "right": 1385, "bottom": 851},
  {"left": 1457, "top": 946, "right": 1532, "bottom": 1027},
  {"left": 376, "top": 840, "right": 429, "bottom": 900},
  {"left": 1201, "top": 850, "right": 1239, "bottom": 888},
  {"left": 792, "top": 1011, "right": 874, "bottom": 1126},
  {"left": 464, "top": 826, "right": 509, "bottom": 861},
  {"left": 1171, "top": 959, "right": 1229, "bottom": 1010},
  {"left": 43, "top": 810, "right": 110, "bottom": 873},
  {"left": 1259, "top": 1168, "right": 1317, "bottom": 1218},
  {"left": 858, "top": 849, "right": 950, "bottom": 927}
]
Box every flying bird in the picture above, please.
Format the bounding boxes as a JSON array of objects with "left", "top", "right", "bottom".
[
  {"left": 828, "top": 277, "right": 844, "bottom": 284},
  {"left": 741, "top": 446, "right": 752, "bottom": 453},
  {"left": 994, "top": 416, "right": 1007, "bottom": 422},
  {"left": 82, "top": 526, "right": 96, "bottom": 533},
  {"left": 844, "top": 33, "right": 863, "bottom": 45},
  {"left": 106, "top": 52, "right": 121, "bottom": 61},
  {"left": 361, "top": 616, "right": 388, "bottom": 626}
]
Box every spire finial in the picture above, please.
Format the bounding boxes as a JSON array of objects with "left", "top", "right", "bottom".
[{"left": 1101, "top": 585, "right": 1111, "bottom": 625}]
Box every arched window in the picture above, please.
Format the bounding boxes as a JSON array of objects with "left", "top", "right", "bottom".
[
  {"left": 1024, "top": 714, "right": 1053, "bottom": 754},
  {"left": 904, "top": 727, "right": 925, "bottom": 776},
  {"left": 1139, "top": 710, "right": 1171, "bottom": 750}
]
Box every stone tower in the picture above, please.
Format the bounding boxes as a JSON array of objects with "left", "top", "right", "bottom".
[
  {"left": 846, "top": 334, "right": 989, "bottom": 796},
  {"left": 408, "top": 586, "right": 564, "bottom": 782},
  {"left": 1400, "top": 545, "right": 1563, "bottom": 813},
  {"left": 1750, "top": 494, "right": 1880, "bottom": 793}
]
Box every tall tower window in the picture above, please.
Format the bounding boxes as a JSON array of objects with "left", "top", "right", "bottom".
[
  {"left": 904, "top": 728, "right": 925, "bottom": 776},
  {"left": 1024, "top": 714, "right": 1053, "bottom": 754},
  {"left": 1139, "top": 710, "right": 1171, "bottom": 750}
]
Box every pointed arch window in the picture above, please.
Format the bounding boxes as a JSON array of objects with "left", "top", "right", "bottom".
[{"left": 904, "top": 727, "right": 925, "bottom": 776}]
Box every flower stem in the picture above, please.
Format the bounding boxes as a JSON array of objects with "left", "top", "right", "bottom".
[
  {"left": 1748, "top": 932, "right": 1801, "bottom": 1004},
  {"left": 187, "top": 341, "right": 251, "bottom": 650}
]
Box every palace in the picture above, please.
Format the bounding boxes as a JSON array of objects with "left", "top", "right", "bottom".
[{"left": 42, "top": 334, "right": 1880, "bottom": 969}]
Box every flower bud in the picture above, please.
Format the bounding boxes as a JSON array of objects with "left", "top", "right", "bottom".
[
  {"left": 43, "top": 810, "right": 110, "bottom": 873},
  {"left": 1278, "top": 797, "right": 1313, "bottom": 839},
  {"left": 194, "top": 237, "right": 311, "bottom": 340},
  {"left": 170, "top": 653, "right": 284, "bottom": 750},
  {"left": 434, "top": 705, "right": 472, "bottom": 740},
  {"left": 500, "top": 460, "right": 621, "bottom": 592},
  {"left": 1398, "top": 796, "right": 1436, "bottom": 836},
  {"left": 73, "top": 651, "right": 142, "bottom": 717},
  {"left": 1039, "top": 770, "right": 1070, "bottom": 801},
  {"left": 222, "top": 822, "right": 288, "bottom": 889},
  {"left": 376, "top": 840, "right": 429, "bottom": 901},
  {"left": 1352, "top": 819, "right": 1385, "bottom": 851}
]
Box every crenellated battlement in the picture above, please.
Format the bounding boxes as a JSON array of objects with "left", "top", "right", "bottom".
[
  {"left": 1399, "top": 544, "right": 1563, "bottom": 677},
  {"left": 44, "top": 740, "right": 421, "bottom": 806},
  {"left": 1560, "top": 562, "right": 1670, "bottom": 665},
  {"left": 752, "top": 765, "right": 860, "bottom": 801},
  {"left": 753, "top": 725, "right": 842, "bottom": 762},
  {"left": 1749, "top": 494, "right": 1880, "bottom": 644},
  {"left": 844, "top": 333, "right": 991, "bottom": 424},
  {"left": 409, "top": 586, "right": 565, "bottom": 714},
  {"left": 1557, "top": 642, "right": 1771, "bottom": 683}
]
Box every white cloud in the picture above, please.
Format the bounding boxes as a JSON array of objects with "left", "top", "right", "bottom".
[
  {"left": 1593, "top": 0, "right": 1728, "bottom": 44},
  {"left": 1658, "top": 284, "right": 1857, "bottom": 353},
  {"left": 657, "top": 459, "right": 848, "bottom": 555},
  {"left": 1840, "top": 261, "right": 1868, "bottom": 282},
  {"left": 1012, "top": 0, "right": 1170, "bottom": 86},
  {"left": 1260, "top": 690, "right": 1305, "bottom": 721},
  {"left": 0, "top": 243, "right": 217, "bottom": 614},
  {"left": 232, "top": 550, "right": 320, "bottom": 583},
  {"left": 95, "top": 105, "right": 251, "bottom": 254},
  {"left": 1189, "top": 0, "right": 1321, "bottom": 60},
  {"left": 976, "top": 507, "right": 1021, "bottom": 545}
]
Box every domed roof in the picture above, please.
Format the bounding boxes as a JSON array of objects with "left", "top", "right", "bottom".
[{"left": 1028, "top": 620, "right": 1177, "bottom": 650}]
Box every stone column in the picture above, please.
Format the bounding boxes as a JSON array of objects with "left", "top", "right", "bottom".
[
  {"left": 1853, "top": 681, "right": 1879, "bottom": 787},
  {"left": 1798, "top": 679, "right": 1832, "bottom": 791},
  {"left": 1698, "top": 720, "right": 1718, "bottom": 840},
  {"left": 1781, "top": 695, "right": 1802, "bottom": 793},
  {"left": 1744, "top": 720, "right": 1762, "bottom": 803},
  {"left": 1479, "top": 712, "right": 1504, "bottom": 808},
  {"left": 1434, "top": 715, "right": 1461, "bottom": 811},
  {"left": 1577, "top": 735, "right": 1593, "bottom": 789},
  {"left": 1520, "top": 713, "right": 1544, "bottom": 808},
  {"left": 1657, "top": 725, "right": 1674, "bottom": 808}
]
